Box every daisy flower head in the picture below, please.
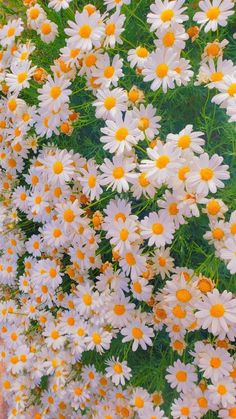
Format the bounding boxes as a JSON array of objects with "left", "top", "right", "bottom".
[
  {"left": 167, "top": 125, "right": 205, "bottom": 155},
  {"left": 48, "top": 0, "right": 72, "bottom": 12},
  {"left": 100, "top": 155, "right": 136, "bottom": 193},
  {"left": 107, "top": 217, "right": 139, "bottom": 254},
  {"left": 39, "top": 149, "right": 75, "bottom": 185},
  {"left": 171, "top": 395, "right": 201, "bottom": 419},
  {"left": 26, "top": 4, "right": 46, "bottom": 30},
  {"left": 143, "top": 48, "right": 179, "bottom": 92},
  {"left": 93, "top": 53, "right": 124, "bottom": 88},
  {"left": 195, "top": 288, "right": 236, "bottom": 338},
  {"left": 140, "top": 141, "right": 181, "bottom": 185},
  {"left": 121, "top": 319, "right": 154, "bottom": 351},
  {"left": 186, "top": 152, "right": 230, "bottom": 195},
  {"left": 132, "top": 103, "right": 161, "bottom": 140},
  {"left": 105, "top": 357, "right": 132, "bottom": 385},
  {"left": 65, "top": 9, "right": 104, "bottom": 51},
  {"left": 38, "top": 75, "right": 71, "bottom": 112},
  {"left": 103, "top": 11, "right": 126, "bottom": 48},
  {"left": 127, "top": 45, "right": 150, "bottom": 69},
  {"left": 0, "top": 18, "right": 24, "bottom": 47},
  {"left": 193, "top": 0, "right": 234, "bottom": 32},
  {"left": 6, "top": 60, "right": 36, "bottom": 94},
  {"left": 140, "top": 211, "right": 175, "bottom": 247},
  {"left": 166, "top": 359, "right": 198, "bottom": 393},
  {"left": 147, "top": 0, "right": 188, "bottom": 31},
  {"left": 155, "top": 22, "right": 189, "bottom": 51},
  {"left": 93, "top": 87, "right": 128, "bottom": 120},
  {"left": 37, "top": 19, "right": 58, "bottom": 44},
  {"left": 208, "top": 377, "right": 236, "bottom": 408},
  {"left": 220, "top": 237, "right": 236, "bottom": 274},
  {"left": 100, "top": 111, "right": 142, "bottom": 155}
]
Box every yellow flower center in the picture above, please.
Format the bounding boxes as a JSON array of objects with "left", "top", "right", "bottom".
[
  {"left": 132, "top": 327, "right": 143, "bottom": 339},
  {"left": 210, "top": 304, "right": 225, "bottom": 317},
  {"left": 41, "top": 22, "right": 51, "bottom": 35},
  {"left": 152, "top": 223, "right": 164, "bottom": 235},
  {"left": 104, "top": 96, "right": 116, "bottom": 110},
  {"left": 79, "top": 24, "right": 92, "bottom": 38},
  {"left": 138, "top": 117, "right": 150, "bottom": 131},
  {"left": 160, "top": 9, "right": 174, "bottom": 22},
  {"left": 17, "top": 72, "right": 27, "bottom": 83},
  {"left": 120, "top": 228, "right": 129, "bottom": 241},
  {"left": 139, "top": 173, "right": 150, "bottom": 187},
  {"left": 178, "top": 166, "right": 190, "bottom": 181},
  {"left": 210, "top": 357, "right": 221, "bottom": 368},
  {"left": 172, "top": 305, "right": 186, "bottom": 318},
  {"left": 88, "top": 174, "right": 96, "bottom": 188},
  {"left": 210, "top": 71, "right": 223, "bottom": 82},
  {"left": 136, "top": 46, "right": 149, "bottom": 58},
  {"left": 156, "top": 155, "right": 170, "bottom": 168},
  {"left": 29, "top": 8, "right": 40, "bottom": 19},
  {"left": 200, "top": 167, "right": 214, "bottom": 181},
  {"left": 230, "top": 223, "right": 236, "bottom": 235},
  {"left": 125, "top": 252, "right": 136, "bottom": 266},
  {"left": 51, "top": 330, "right": 59, "bottom": 340},
  {"left": 207, "top": 200, "right": 220, "bottom": 215},
  {"left": 212, "top": 228, "right": 224, "bottom": 240},
  {"left": 92, "top": 332, "right": 101, "bottom": 344},
  {"left": 104, "top": 66, "right": 115, "bottom": 78},
  {"left": 134, "top": 396, "right": 144, "bottom": 408},
  {"left": 206, "top": 7, "right": 220, "bottom": 20},
  {"left": 63, "top": 208, "right": 75, "bottom": 222},
  {"left": 53, "top": 161, "right": 63, "bottom": 174},
  {"left": 163, "top": 31, "right": 175, "bottom": 47},
  {"left": 178, "top": 135, "right": 191, "bottom": 149},
  {"left": 133, "top": 281, "right": 142, "bottom": 293},
  {"left": 105, "top": 23, "right": 116, "bottom": 36},
  {"left": 7, "top": 27, "right": 15, "bottom": 37},
  {"left": 217, "top": 384, "right": 227, "bottom": 395},
  {"left": 113, "top": 304, "right": 126, "bottom": 315},
  {"left": 53, "top": 228, "right": 62, "bottom": 238},
  {"left": 156, "top": 63, "right": 169, "bottom": 78},
  {"left": 83, "top": 293, "right": 92, "bottom": 305},
  {"left": 169, "top": 202, "right": 179, "bottom": 215},
  {"left": 180, "top": 407, "right": 190, "bottom": 416},
  {"left": 113, "top": 363, "right": 123, "bottom": 374},
  {"left": 176, "top": 370, "right": 187, "bottom": 382},
  {"left": 176, "top": 289, "right": 192, "bottom": 303},
  {"left": 115, "top": 127, "right": 129, "bottom": 141},
  {"left": 113, "top": 166, "right": 125, "bottom": 179},
  {"left": 227, "top": 83, "right": 236, "bottom": 96},
  {"left": 50, "top": 86, "right": 61, "bottom": 99}
]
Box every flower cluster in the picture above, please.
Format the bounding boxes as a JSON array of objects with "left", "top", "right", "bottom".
[{"left": 0, "top": 0, "right": 235, "bottom": 418}]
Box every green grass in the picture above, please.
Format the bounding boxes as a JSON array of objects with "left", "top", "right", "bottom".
[{"left": 1, "top": 0, "right": 236, "bottom": 416}]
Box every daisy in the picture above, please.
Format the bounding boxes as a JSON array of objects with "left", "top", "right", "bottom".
[
  {"left": 198, "top": 346, "right": 234, "bottom": 381},
  {"left": 140, "top": 212, "right": 175, "bottom": 247},
  {"left": 107, "top": 217, "right": 139, "bottom": 254},
  {"left": 131, "top": 387, "right": 153, "bottom": 412},
  {"left": 39, "top": 149, "right": 75, "bottom": 185},
  {"left": 38, "top": 76, "right": 71, "bottom": 112},
  {"left": 103, "top": 11, "right": 125, "bottom": 48},
  {"left": 93, "top": 87, "right": 128, "bottom": 120},
  {"left": 85, "top": 327, "right": 112, "bottom": 353},
  {"left": 121, "top": 319, "right": 154, "bottom": 351},
  {"left": 152, "top": 247, "right": 174, "bottom": 279},
  {"left": 55, "top": 200, "right": 84, "bottom": 231},
  {"left": 100, "top": 111, "right": 142, "bottom": 155},
  {"left": 48, "top": 0, "right": 72, "bottom": 12},
  {"left": 140, "top": 141, "right": 181, "bottom": 185},
  {"left": 100, "top": 155, "right": 136, "bottom": 193},
  {"left": 132, "top": 104, "right": 161, "bottom": 140},
  {"left": 127, "top": 46, "right": 150, "bottom": 69},
  {"left": 143, "top": 48, "right": 179, "bottom": 92},
  {"left": 212, "top": 75, "right": 236, "bottom": 108},
  {"left": 186, "top": 153, "right": 230, "bottom": 195},
  {"left": 78, "top": 160, "right": 103, "bottom": 201},
  {"left": 167, "top": 125, "right": 205, "bottom": 154},
  {"left": 147, "top": 0, "right": 188, "bottom": 31},
  {"left": 219, "top": 406, "right": 236, "bottom": 418},
  {"left": 208, "top": 378, "right": 236, "bottom": 408},
  {"left": 119, "top": 246, "right": 147, "bottom": 280},
  {"left": 65, "top": 10, "right": 104, "bottom": 51},
  {"left": 6, "top": 60, "right": 36, "bottom": 93},
  {"left": 197, "top": 57, "right": 235, "bottom": 88},
  {"left": 174, "top": 57, "right": 194, "bottom": 87},
  {"left": 105, "top": 357, "right": 132, "bottom": 385},
  {"left": 104, "top": 0, "right": 131, "bottom": 11},
  {"left": 37, "top": 20, "right": 58, "bottom": 44},
  {"left": 93, "top": 53, "right": 124, "bottom": 88},
  {"left": 26, "top": 5, "right": 46, "bottom": 30},
  {"left": 171, "top": 396, "right": 201, "bottom": 419},
  {"left": 203, "top": 198, "right": 228, "bottom": 219},
  {"left": 220, "top": 237, "right": 236, "bottom": 274},
  {"left": 195, "top": 288, "right": 236, "bottom": 337},
  {"left": 131, "top": 277, "right": 153, "bottom": 302},
  {"left": 158, "top": 190, "right": 186, "bottom": 228},
  {"left": 155, "top": 23, "right": 189, "bottom": 50},
  {"left": 129, "top": 171, "right": 156, "bottom": 199},
  {"left": 166, "top": 359, "right": 197, "bottom": 393},
  {"left": 106, "top": 291, "right": 135, "bottom": 328},
  {"left": 0, "top": 19, "right": 24, "bottom": 47},
  {"left": 193, "top": 0, "right": 234, "bottom": 32}
]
